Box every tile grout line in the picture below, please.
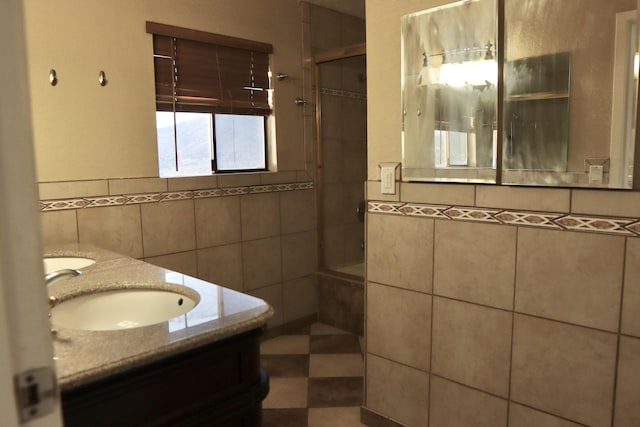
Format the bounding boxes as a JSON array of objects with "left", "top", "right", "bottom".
[
  {"left": 610, "top": 235, "right": 629, "bottom": 427},
  {"left": 427, "top": 216, "right": 436, "bottom": 427},
  {"left": 506, "top": 224, "right": 520, "bottom": 425}
]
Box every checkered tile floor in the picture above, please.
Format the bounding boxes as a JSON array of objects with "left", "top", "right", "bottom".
[{"left": 261, "top": 323, "right": 367, "bottom": 427}]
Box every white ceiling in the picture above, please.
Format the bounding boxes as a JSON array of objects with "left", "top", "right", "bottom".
[{"left": 302, "top": 0, "right": 365, "bottom": 19}]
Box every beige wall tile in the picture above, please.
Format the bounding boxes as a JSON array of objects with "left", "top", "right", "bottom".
[
  {"left": 296, "top": 170, "right": 313, "bottom": 182},
  {"left": 572, "top": 190, "right": 640, "bottom": 217},
  {"left": 242, "top": 237, "right": 282, "bottom": 290},
  {"left": 310, "top": 6, "right": 343, "bottom": 49},
  {"left": 196, "top": 244, "right": 243, "bottom": 292},
  {"left": 622, "top": 238, "right": 640, "bottom": 337},
  {"left": 367, "top": 282, "right": 431, "bottom": 371},
  {"left": 515, "top": 228, "right": 624, "bottom": 331},
  {"left": 434, "top": 221, "right": 516, "bottom": 309},
  {"left": 511, "top": 315, "right": 617, "bottom": 427},
  {"left": 282, "top": 275, "right": 318, "bottom": 323},
  {"left": 342, "top": 141, "right": 366, "bottom": 184},
  {"left": 241, "top": 192, "right": 281, "bottom": 240},
  {"left": 282, "top": 230, "right": 317, "bottom": 281},
  {"left": 365, "top": 354, "right": 429, "bottom": 427},
  {"left": 108, "top": 177, "right": 167, "bottom": 195},
  {"left": 167, "top": 175, "right": 217, "bottom": 191},
  {"left": 248, "top": 283, "right": 283, "bottom": 328},
  {"left": 77, "top": 205, "right": 143, "bottom": 258},
  {"left": 509, "top": 403, "right": 583, "bottom": 427},
  {"left": 194, "top": 196, "right": 241, "bottom": 248},
  {"left": 344, "top": 182, "right": 365, "bottom": 224},
  {"left": 141, "top": 200, "right": 196, "bottom": 258},
  {"left": 275, "top": 108, "right": 305, "bottom": 172},
  {"left": 39, "top": 180, "right": 109, "bottom": 200},
  {"left": 614, "top": 336, "right": 640, "bottom": 427},
  {"left": 216, "top": 173, "right": 260, "bottom": 188},
  {"left": 281, "top": 189, "right": 316, "bottom": 234},
  {"left": 432, "top": 297, "right": 512, "bottom": 397},
  {"left": 320, "top": 102, "right": 342, "bottom": 147},
  {"left": 344, "top": 223, "right": 365, "bottom": 265},
  {"left": 40, "top": 210, "right": 78, "bottom": 246},
  {"left": 322, "top": 183, "right": 344, "bottom": 226},
  {"left": 260, "top": 171, "right": 298, "bottom": 184},
  {"left": 430, "top": 376, "right": 507, "bottom": 427},
  {"left": 401, "top": 182, "right": 475, "bottom": 206},
  {"left": 366, "top": 180, "right": 400, "bottom": 202},
  {"left": 476, "top": 186, "right": 570, "bottom": 212},
  {"left": 367, "top": 213, "right": 433, "bottom": 293},
  {"left": 144, "top": 251, "right": 197, "bottom": 277},
  {"left": 322, "top": 225, "right": 346, "bottom": 268}
]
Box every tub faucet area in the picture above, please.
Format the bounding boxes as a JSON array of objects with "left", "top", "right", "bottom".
[{"left": 45, "top": 269, "right": 81, "bottom": 286}]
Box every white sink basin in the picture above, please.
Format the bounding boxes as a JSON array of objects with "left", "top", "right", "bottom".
[
  {"left": 50, "top": 288, "right": 199, "bottom": 331},
  {"left": 43, "top": 256, "right": 96, "bottom": 275}
]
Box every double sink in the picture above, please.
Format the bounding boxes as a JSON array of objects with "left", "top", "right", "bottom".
[{"left": 44, "top": 256, "right": 199, "bottom": 331}]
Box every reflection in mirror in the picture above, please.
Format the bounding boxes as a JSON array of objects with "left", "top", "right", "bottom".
[
  {"left": 503, "top": 0, "right": 639, "bottom": 188},
  {"left": 402, "top": 0, "right": 498, "bottom": 183}
]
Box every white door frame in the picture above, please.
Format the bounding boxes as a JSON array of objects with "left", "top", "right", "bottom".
[{"left": 0, "top": 0, "right": 63, "bottom": 425}]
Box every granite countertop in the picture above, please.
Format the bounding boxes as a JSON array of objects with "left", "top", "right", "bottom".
[{"left": 43, "top": 243, "right": 274, "bottom": 391}]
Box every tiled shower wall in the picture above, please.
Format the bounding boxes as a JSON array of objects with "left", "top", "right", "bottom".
[
  {"left": 318, "top": 77, "right": 367, "bottom": 271},
  {"left": 364, "top": 182, "right": 640, "bottom": 427},
  {"left": 39, "top": 172, "right": 317, "bottom": 328},
  {"left": 301, "top": 3, "right": 367, "bottom": 335},
  {"left": 304, "top": 3, "right": 367, "bottom": 271}
]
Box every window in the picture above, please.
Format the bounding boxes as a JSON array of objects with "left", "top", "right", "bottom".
[{"left": 147, "top": 22, "right": 273, "bottom": 177}]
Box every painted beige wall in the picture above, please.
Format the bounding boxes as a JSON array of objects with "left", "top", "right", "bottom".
[{"left": 23, "top": 0, "right": 304, "bottom": 182}]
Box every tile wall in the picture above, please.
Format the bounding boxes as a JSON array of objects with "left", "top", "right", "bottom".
[
  {"left": 39, "top": 172, "right": 318, "bottom": 328},
  {"left": 302, "top": 3, "right": 367, "bottom": 336},
  {"left": 364, "top": 182, "right": 640, "bottom": 427},
  {"left": 304, "top": 2, "right": 367, "bottom": 271}
]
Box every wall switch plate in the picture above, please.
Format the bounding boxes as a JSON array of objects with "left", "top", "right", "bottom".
[
  {"left": 377, "top": 162, "right": 400, "bottom": 195},
  {"left": 589, "top": 164, "right": 604, "bottom": 184},
  {"left": 381, "top": 165, "right": 396, "bottom": 194}
]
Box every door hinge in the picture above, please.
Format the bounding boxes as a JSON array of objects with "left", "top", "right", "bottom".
[{"left": 14, "top": 367, "right": 57, "bottom": 423}]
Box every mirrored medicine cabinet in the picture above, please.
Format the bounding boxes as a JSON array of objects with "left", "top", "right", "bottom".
[{"left": 401, "top": 0, "right": 640, "bottom": 189}]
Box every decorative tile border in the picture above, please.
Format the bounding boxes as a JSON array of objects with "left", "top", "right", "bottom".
[
  {"left": 368, "top": 200, "right": 640, "bottom": 238},
  {"left": 319, "top": 87, "right": 367, "bottom": 100},
  {"left": 40, "top": 182, "right": 314, "bottom": 212}
]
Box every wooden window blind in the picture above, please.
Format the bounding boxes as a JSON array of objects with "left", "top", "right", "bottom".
[{"left": 146, "top": 22, "right": 273, "bottom": 116}]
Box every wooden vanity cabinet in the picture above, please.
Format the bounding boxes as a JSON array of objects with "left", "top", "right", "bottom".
[{"left": 60, "top": 327, "right": 269, "bottom": 427}]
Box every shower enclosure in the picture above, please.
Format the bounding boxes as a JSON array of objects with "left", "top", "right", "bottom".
[{"left": 315, "top": 45, "right": 367, "bottom": 334}]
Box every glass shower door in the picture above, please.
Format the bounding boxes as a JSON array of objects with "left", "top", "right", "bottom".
[{"left": 316, "top": 54, "right": 367, "bottom": 279}]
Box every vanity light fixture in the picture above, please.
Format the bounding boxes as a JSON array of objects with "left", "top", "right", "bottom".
[{"left": 419, "top": 41, "right": 497, "bottom": 87}]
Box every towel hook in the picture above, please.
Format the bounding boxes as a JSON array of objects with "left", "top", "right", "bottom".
[
  {"left": 98, "top": 70, "right": 107, "bottom": 87},
  {"left": 49, "top": 69, "right": 58, "bottom": 86}
]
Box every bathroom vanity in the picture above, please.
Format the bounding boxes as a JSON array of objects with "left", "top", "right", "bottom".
[{"left": 44, "top": 244, "right": 273, "bottom": 427}]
